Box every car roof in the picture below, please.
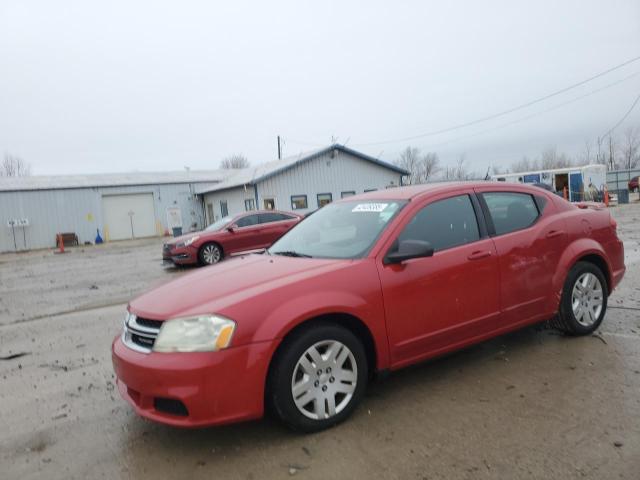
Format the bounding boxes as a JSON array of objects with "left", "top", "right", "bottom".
[{"left": 345, "top": 181, "right": 546, "bottom": 202}]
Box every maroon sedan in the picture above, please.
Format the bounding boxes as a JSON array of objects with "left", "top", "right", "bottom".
[
  {"left": 163, "top": 210, "right": 302, "bottom": 266},
  {"left": 629, "top": 176, "right": 639, "bottom": 193}
]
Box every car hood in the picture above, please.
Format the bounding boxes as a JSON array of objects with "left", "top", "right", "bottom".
[{"left": 129, "top": 254, "right": 350, "bottom": 320}]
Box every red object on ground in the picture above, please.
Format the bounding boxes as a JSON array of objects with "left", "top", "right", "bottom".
[
  {"left": 162, "top": 209, "right": 302, "bottom": 266},
  {"left": 57, "top": 234, "right": 65, "bottom": 253},
  {"left": 113, "top": 182, "right": 626, "bottom": 428}
]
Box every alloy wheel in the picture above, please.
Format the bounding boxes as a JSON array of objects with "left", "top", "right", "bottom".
[
  {"left": 202, "top": 244, "right": 221, "bottom": 264},
  {"left": 571, "top": 272, "right": 603, "bottom": 327},
  {"left": 291, "top": 340, "right": 357, "bottom": 420}
]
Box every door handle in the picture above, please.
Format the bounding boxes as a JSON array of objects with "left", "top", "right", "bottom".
[
  {"left": 467, "top": 251, "right": 491, "bottom": 260},
  {"left": 546, "top": 230, "right": 565, "bottom": 238}
]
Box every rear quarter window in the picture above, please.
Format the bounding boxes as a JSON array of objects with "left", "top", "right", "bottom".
[{"left": 482, "top": 192, "right": 540, "bottom": 236}]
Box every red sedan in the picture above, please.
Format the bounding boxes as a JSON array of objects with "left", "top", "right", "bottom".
[
  {"left": 113, "top": 183, "right": 625, "bottom": 431},
  {"left": 163, "top": 210, "right": 301, "bottom": 266}
]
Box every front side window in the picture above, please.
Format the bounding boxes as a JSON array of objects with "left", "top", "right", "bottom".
[
  {"left": 291, "top": 195, "right": 308, "bottom": 210},
  {"left": 244, "top": 198, "right": 255, "bottom": 211},
  {"left": 482, "top": 192, "right": 539, "bottom": 235},
  {"left": 317, "top": 193, "right": 332, "bottom": 207},
  {"left": 397, "top": 195, "right": 480, "bottom": 252},
  {"left": 270, "top": 200, "right": 405, "bottom": 259},
  {"left": 205, "top": 216, "right": 232, "bottom": 231},
  {"left": 236, "top": 214, "right": 260, "bottom": 228}
]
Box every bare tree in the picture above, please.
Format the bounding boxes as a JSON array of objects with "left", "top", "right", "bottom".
[
  {"left": 621, "top": 126, "right": 640, "bottom": 169},
  {"left": 579, "top": 140, "right": 593, "bottom": 165},
  {"left": 422, "top": 152, "right": 441, "bottom": 182},
  {"left": 540, "top": 146, "right": 572, "bottom": 170},
  {"left": 394, "top": 147, "right": 440, "bottom": 184},
  {"left": 220, "top": 154, "right": 250, "bottom": 169},
  {"left": 1, "top": 153, "right": 31, "bottom": 177},
  {"left": 454, "top": 154, "right": 470, "bottom": 180},
  {"left": 511, "top": 155, "right": 537, "bottom": 173}
]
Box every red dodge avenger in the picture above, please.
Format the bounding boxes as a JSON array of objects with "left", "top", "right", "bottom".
[
  {"left": 112, "top": 182, "right": 625, "bottom": 432},
  {"left": 162, "top": 210, "right": 301, "bottom": 266}
]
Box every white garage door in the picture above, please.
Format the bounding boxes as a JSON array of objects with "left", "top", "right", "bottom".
[{"left": 102, "top": 193, "right": 157, "bottom": 240}]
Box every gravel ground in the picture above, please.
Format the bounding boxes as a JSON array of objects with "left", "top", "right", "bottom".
[{"left": 0, "top": 204, "right": 639, "bottom": 480}]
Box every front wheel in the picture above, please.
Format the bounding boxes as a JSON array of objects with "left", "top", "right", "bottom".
[
  {"left": 198, "top": 243, "right": 222, "bottom": 265},
  {"left": 268, "top": 323, "right": 368, "bottom": 432},
  {"left": 553, "top": 261, "right": 608, "bottom": 335}
]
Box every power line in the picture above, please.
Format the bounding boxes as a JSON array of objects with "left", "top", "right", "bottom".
[
  {"left": 600, "top": 91, "right": 640, "bottom": 139},
  {"left": 352, "top": 54, "right": 640, "bottom": 147},
  {"left": 414, "top": 71, "right": 640, "bottom": 151}
]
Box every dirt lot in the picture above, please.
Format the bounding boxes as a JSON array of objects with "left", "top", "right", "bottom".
[{"left": 1, "top": 205, "right": 639, "bottom": 480}]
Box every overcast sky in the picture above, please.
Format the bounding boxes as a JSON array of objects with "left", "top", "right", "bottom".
[{"left": 1, "top": 1, "right": 639, "bottom": 176}]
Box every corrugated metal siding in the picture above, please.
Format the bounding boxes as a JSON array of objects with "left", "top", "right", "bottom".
[
  {"left": 256, "top": 150, "right": 401, "bottom": 213},
  {"left": 0, "top": 182, "right": 209, "bottom": 252}
]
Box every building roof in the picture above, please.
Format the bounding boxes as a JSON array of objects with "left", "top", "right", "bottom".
[
  {"left": 195, "top": 144, "right": 410, "bottom": 194},
  {"left": 0, "top": 170, "right": 229, "bottom": 192},
  {"left": 491, "top": 163, "right": 606, "bottom": 179}
]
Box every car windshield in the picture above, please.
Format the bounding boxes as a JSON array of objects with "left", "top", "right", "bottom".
[
  {"left": 269, "top": 200, "right": 405, "bottom": 259},
  {"left": 205, "top": 216, "right": 232, "bottom": 231}
]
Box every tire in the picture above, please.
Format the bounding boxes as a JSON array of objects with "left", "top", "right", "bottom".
[
  {"left": 267, "top": 322, "right": 368, "bottom": 432},
  {"left": 198, "top": 242, "right": 222, "bottom": 265},
  {"left": 553, "top": 261, "right": 608, "bottom": 335}
]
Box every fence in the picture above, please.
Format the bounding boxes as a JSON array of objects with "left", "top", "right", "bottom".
[{"left": 607, "top": 168, "right": 640, "bottom": 191}]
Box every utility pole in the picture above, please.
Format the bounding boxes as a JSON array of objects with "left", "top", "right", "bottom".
[{"left": 277, "top": 136, "right": 282, "bottom": 160}]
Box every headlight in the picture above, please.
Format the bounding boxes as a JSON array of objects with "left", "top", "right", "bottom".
[
  {"left": 152, "top": 315, "right": 236, "bottom": 353},
  {"left": 183, "top": 235, "right": 200, "bottom": 246}
]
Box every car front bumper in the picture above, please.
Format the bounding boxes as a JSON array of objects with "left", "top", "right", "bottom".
[
  {"left": 162, "top": 245, "right": 198, "bottom": 265},
  {"left": 111, "top": 335, "right": 276, "bottom": 427}
]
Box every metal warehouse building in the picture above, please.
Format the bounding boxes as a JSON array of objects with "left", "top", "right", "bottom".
[
  {"left": 197, "top": 145, "right": 408, "bottom": 223},
  {"left": 0, "top": 145, "right": 407, "bottom": 252},
  {"left": 0, "top": 171, "right": 225, "bottom": 252}
]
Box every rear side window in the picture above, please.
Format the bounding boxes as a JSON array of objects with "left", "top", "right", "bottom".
[
  {"left": 236, "top": 214, "right": 260, "bottom": 227},
  {"left": 397, "top": 195, "right": 480, "bottom": 252},
  {"left": 482, "top": 192, "right": 539, "bottom": 235},
  {"left": 259, "top": 213, "right": 293, "bottom": 223}
]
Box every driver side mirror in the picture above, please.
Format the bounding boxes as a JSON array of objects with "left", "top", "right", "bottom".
[
  {"left": 385, "top": 240, "right": 434, "bottom": 264},
  {"left": 226, "top": 224, "right": 237, "bottom": 233}
]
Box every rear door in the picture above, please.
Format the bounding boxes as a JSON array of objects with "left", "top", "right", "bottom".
[
  {"left": 475, "top": 187, "right": 568, "bottom": 327},
  {"left": 377, "top": 191, "right": 501, "bottom": 368}
]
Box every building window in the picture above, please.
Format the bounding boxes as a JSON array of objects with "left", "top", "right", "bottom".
[
  {"left": 291, "top": 195, "right": 308, "bottom": 210},
  {"left": 263, "top": 198, "right": 275, "bottom": 210},
  {"left": 244, "top": 198, "right": 255, "bottom": 211},
  {"left": 364, "top": 188, "right": 377, "bottom": 192},
  {"left": 220, "top": 200, "right": 228, "bottom": 218},
  {"left": 341, "top": 191, "right": 356, "bottom": 198},
  {"left": 206, "top": 203, "right": 214, "bottom": 224},
  {"left": 317, "top": 193, "right": 332, "bottom": 208}
]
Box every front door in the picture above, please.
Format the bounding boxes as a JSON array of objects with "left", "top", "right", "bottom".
[{"left": 377, "top": 192, "right": 501, "bottom": 368}]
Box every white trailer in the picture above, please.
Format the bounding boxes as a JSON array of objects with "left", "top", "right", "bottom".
[{"left": 491, "top": 164, "right": 606, "bottom": 202}]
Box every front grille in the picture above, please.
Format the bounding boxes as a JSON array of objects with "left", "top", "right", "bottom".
[{"left": 122, "top": 314, "right": 162, "bottom": 353}]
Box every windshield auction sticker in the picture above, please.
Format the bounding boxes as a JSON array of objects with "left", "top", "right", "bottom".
[{"left": 352, "top": 203, "right": 389, "bottom": 213}]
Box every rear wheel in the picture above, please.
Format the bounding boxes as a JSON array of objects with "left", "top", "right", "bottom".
[
  {"left": 268, "top": 323, "right": 368, "bottom": 432},
  {"left": 198, "top": 243, "right": 222, "bottom": 265},
  {"left": 553, "top": 261, "right": 608, "bottom": 335}
]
